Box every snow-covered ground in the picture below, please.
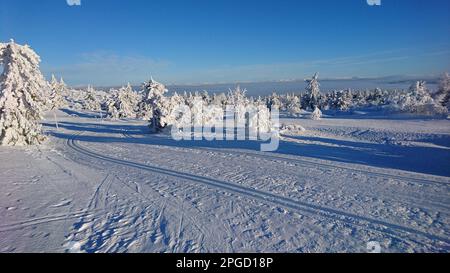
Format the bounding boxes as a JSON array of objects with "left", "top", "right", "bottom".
[{"left": 0, "top": 109, "right": 449, "bottom": 253}]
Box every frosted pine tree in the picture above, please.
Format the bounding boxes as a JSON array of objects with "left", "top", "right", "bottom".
[
  {"left": 105, "top": 88, "right": 120, "bottom": 119},
  {"left": 169, "top": 92, "right": 192, "bottom": 132},
  {"left": 211, "top": 92, "right": 227, "bottom": 108},
  {"left": 136, "top": 93, "right": 153, "bottom": 120},
  {"left": 397, "top": 81, "right": 446, "bottom": 115},
  {"left": 286, "top": 94, "right": 302, "bottom": 117},
  {"left": 0, "top": 40, "right": 48, "bottom": 146},
  {"left": 267, "top": 92, "right": 281, "bottom": 112},
  {"left": 83, "top": 85, "right": 102, "bottom": 112},
  {"left": 143, "top": 77, "right": 170, "bottom": 132},
  {"left": 331, "top": 89, "right": 353, "bottom": 111},
  {"left": 189, "top": 93, "right": 206, "bottom": 129},
  {"left": 255, "top": 96, "right": 272, "bottom": 134},
  {"left": 311, "top": 106, "right": 322, "bottom": 120},
  {"left": 49, "top": 74, "right": 67, "bottom": 109},
  {"left": 304, "top": 72, "right": 321, "bottom": 110},
  {"left": 106, "top": 83, "right": 139, "bottom": 119},
  {"left": 227, "top": 86, "right": 250, "bottom": 129},
  {"left": 59, "top": 77, "right": 69, "bottom": 97},
  {"left": 434, "top": 72, "right": 450, "bottom": 110}
]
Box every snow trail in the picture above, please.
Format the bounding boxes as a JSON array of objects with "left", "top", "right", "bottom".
[
  {"left": 66, "top": 132, "right": 449, "bottom": 249},
  {"left": 1, "top": 111, "right": 449, "bottom": 252}
]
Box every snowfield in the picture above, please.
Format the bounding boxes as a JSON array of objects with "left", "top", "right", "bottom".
[{"left": 0, "top": 109, "right": 449, "bottom": 253}]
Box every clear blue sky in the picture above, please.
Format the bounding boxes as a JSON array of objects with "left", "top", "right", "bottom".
[{"left": 1, "top": 0, "right": 449, "bottom": 86}]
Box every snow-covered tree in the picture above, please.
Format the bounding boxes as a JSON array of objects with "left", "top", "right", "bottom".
[
  {"left": 227, "top": 86, "right": 251, "bottom": 129},
  {"left": 227, "top": 85, "right": 249, "bottom": 106},
  {"left": 434, "top": 72, "right": 450, "bottom": 110},
  {"left": 188, "top": 92, "right": 207, "bottom": 128},
  {"left": 352, "top": 90, "right": 369, "bottom": 108},
  {"left": 143, "top": 77, "right": 170, "bottom": 132},
  {"left": 286, "top": 94, "right": 302, "bottom": 117},
  {"left": 49, "top": 74, "right": 67, "bottom": 110},
  {"left": 367, "top": 88, "right": 388, "bottom": 106},
  {"left": 329, "top": 89, "right": 353, "bottom": 111},
  {"left": 396, "top": 81, "right": 447, "bottom": 115},
  {"left": 311, "top": 106, "right": 322, "bottom": 120},
  {"left": 211, "top": 92, "right": 227, "bottom": 108},
  {"left": 0, "top": 40, "right": 48, "bottom": 146},
  {"left": 267, "top": 92, "right": 281, "bottom": 112},
  {"left": 82, "top": 85, "right": 102, "bottom": 112},
  {"left": 255, "top": 97, "right": 272, "bottom": 134},
  {"left": 106, "top": 83, "right": 139, "bottom": 119},
  {"left": 304, "top": 72, "right": 322, "bottom": 110},
  {"left": 59, "top": 77, "right": 69, "bottom": 97},
  {"left": 136, "top": 93, "right": 153, "bottom": 120},
  {"left": 169, "top": 92, "right": 191, "bottom": 133}
]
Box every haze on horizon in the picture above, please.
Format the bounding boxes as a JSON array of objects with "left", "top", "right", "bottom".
[{"left": 1, "top": 0, "right": 449, "bottom": 86}]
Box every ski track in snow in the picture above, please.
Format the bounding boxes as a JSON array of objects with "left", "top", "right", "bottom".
[
  {"left": 1, "top": 111, "right": 449, "bottom": 253},
  {"left": 66, "top": 133, "right": 450, "bottom": 249}
]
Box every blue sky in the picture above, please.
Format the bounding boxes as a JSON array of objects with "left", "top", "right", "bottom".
[{"left": 1, "top": 0, "right": 449, "bottom": 86}]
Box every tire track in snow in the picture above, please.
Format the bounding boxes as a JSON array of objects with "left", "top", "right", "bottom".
[{"left": 68, "top": 135, "right": 450, "bottom": 248}]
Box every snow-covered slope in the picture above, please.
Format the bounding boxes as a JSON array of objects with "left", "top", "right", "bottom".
[{"left": 0, "top": 110, "right": 449, "bottom": 253}]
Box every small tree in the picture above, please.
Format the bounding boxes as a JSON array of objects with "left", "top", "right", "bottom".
[
  {"left": 397, "top": 81, "right": 446, "bottom": 115},
  {"left": 49, "top": 74, "right": 67, "bottom": 109},
  {"left": 106, "top": 83, "right": 139, "bottom": 119},
  {"left": 83, "top": 85, "right": 102, "bottom": 112},
  {"left": 143, "top": 77, "right": 170, "bottom": 132},
  {"left": 304, "top": 72, "right": 321, "bottom": 110},
  {"left": 311, "top": 106, "right": 322, "bottom": 120},
  {"left": 0, "top": 40, "right": 48, "bottom": 145},
  {"left": 286, "top": 94, "right": 302, "bottom": 117},
  {"left": 330, "top": 89, "right": 353, "bottom": 111},
  {"left": 267, "top": 92, "right": 281, "bottom": 112},
  {"left": 434, "top": 72, "right": 450, "bottom": 110}
]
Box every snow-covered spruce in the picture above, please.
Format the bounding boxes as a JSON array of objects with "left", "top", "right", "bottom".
[
  {"left": 395, "top": 81, "right": 447, "bottom": 116},
  {"left": 267, "top": 92, "right": 281, "bottom": 112},
  {"left": 106, "top": 83, "right": 140, "bottom": 119},
  {"left": 327, "top": 89, "right": 353, "bottom": 111},
  {"left": 49, "top": 74, "right": 67, "bottom": 110},
  {"left": 227, "top": 86, "right": 250, "bottom": 127},
  {"left": 0, "top": 40, "right": 48, "bottom": 146},
  {"left": 304, "top": 72, "right": 322, "bottom": 110},
  {"left": 143, "top": 78, "right": 171, "bottom": 132},
  {"left": 82, "top": 85, "right": 102, "bottom": 112},
  {"left": 286, "top": 93, "right": 302, "bottom": 117},
  {"left": 433, "top": 72, "right": 450, "bottom": 111},
  {"left": 254, "top": 97, "right": 273, "bottom": 134},
  {"left": 311, "top": 106, "right": 322, "bottom": 120}
]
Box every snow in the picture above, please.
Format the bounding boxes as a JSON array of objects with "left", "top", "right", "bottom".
[
  {"left": 0, "top": 43, "right": 448, "bottom": 252},
  {"left": 0, "top": 109, "right": 449, "bottom": 253}
]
